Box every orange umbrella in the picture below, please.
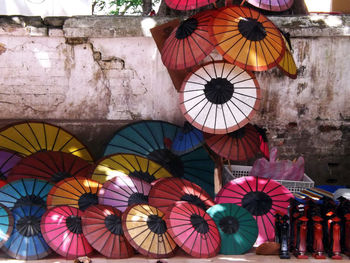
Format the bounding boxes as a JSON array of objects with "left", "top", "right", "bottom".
[
  {"left": 277, "top": 32, "right": 297, "bottom": 79},
  {"left": 209, "top": 6, "right": 285, "bottom": 71}
]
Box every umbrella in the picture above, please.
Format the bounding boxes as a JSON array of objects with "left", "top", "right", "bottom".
[
  {"left": 165, "top": 201, "right": 221, "bottom": 258},
  {"left": 92, "top": 153, "right": 172, "bottom": 184},
  {"left": 41, "top": 205, "right": 93, "bottom": 259},
  {"left": 46, "top": 177, "right": 102, "bottom": 211},
  {"left": 215, "top": 176, "right": 294, "bottom": 245},
  {"left": 82, "top": 204, "right": 134, "bottom": 258},
  {"left": 7, "top": 151, "right": 92, "bottom": 183},
  {"left": 0, "top": 121, "right": 93, "bottom": 161},
  {"left": 0, "top": 204, "right": 13, "bottom": 247},
  {"left": 179, "top": 61, "right": 261, "bottom": 134},
  {"left": 254, "top": 124, "right": 269, "bottom": 159},
  {"left": 209, "top": 6, "right": 285, "bottom": 71},
  {"left": 2, "top": 205, "right": 51, "bottom": 260},
  {"left": 0, "top": 178, "right": 53, "bottom": 209},
  {"left": 165, "top": 0, "right": 216, "bottom": 11},
  {"left": 204, "top": 123, "right": 261, "bottom": 161},
  {"left": 206, "top": 203, "right": 258, "bottom": 254},
  {"left": 148, "top": 177, "right": 215, "bottom": 213},
  {"left": 104, "top": 120, "right": 215, "bottom": 196},
  {"left": 171, "top": 121, "right": 204, "bottom": 155},
  {"left": 0, "top": 150, "right": 22, "bottom": 180},
  {"left": 277, "top": 31, "right": 297, "bottom": 79},
  {"left": 98, "top": 175, "right": 151, "bottom": 212},
  {"left": 122, "top": 204, "right": 177, "bottom": 258},
  {"left": 242, "top": 0, "right": 294, "bottom": 12},
  {"left": 161, "top": 10, "right": 215, "bottom": 70}
]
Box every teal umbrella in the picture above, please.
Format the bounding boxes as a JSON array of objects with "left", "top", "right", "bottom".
[
  {"left": 0, "top": 204, "right": 13, "bottom": 247},
  {"left": 206, "top": 203, "right": 258, "bottom": 254}
]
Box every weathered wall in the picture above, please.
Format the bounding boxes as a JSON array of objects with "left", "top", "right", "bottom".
[{"left": 0, "top": 15, "right": 349, "bottom": 185}]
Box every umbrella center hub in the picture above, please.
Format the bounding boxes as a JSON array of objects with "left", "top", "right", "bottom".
[
  {"left": 128, "top": 193, "right": 149, "bottom": 206},
  {"left": 190, "top": 214, "right": 209, "bottom": 234},
  {"left": 105, "top": 214, "right": 123, "bottom": 235},
  {"left": 66, "top": 215, "right": 83, "bottom": 234},
  {"left": 16, "top": 194, "right": 46, "bottom": 208},
  {"left": 52, "top": 171, "right": 72, "bottom": 182},
  {"left": 176, "top": 18, "right": 198, "bottom": 39},
  {"left": 17, "top": 215, "right": 41, "bottom": 237},
  {"left": 148, "top": 149, "right": 184, "bottom": 178},
  {"left": 204, "top": 78, "right": 234, "bottom": 104},
  {"left": 180, "top": 194, "right": 207, "bottom": 211},
  {"left": 147, "top": 215, "right": 167, "bottom": 234},
  {"left": 219, "top": 216, "right": 239, "bottom": 234},
  {"left": 238, "top": 18, "right": 267, "bottom": 41},
  {"left": 242, "top": 191, "right": 272, "bottom": 216},
  {"left": 78, "top": 193, "right": 98, "bottom": 211},
  {"left": 129, "top": 171, "right": 155, "bottom": 183}
]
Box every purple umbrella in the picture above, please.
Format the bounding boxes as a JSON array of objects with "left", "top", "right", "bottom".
[
  {"left": 0, "top": 150, "right": 22, "bottom": 180},
  {"left": 98, "top": 175, "right": 151, "bottom": 212},
  {"left": 242, "top": 0, "right": 294, "bottom": 12}
]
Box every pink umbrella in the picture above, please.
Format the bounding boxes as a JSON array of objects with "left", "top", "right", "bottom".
[
  {"left": 215, "top": 176, "right": 294, "bottom": 245},
  {"left": 242, "top": 0, "right": 294, "bottom": 12},
  {"left": 41, "top": 205, "right": 93, "bottom": 259},
  {"left": 98, "top": 175, "right": 151, "bottom": 212}
]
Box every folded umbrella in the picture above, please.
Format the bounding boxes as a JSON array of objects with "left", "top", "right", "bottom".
[
  {"left": 82, "top": 204, "right": 134, "bottom": 258},
  {"left": 8, "top": 151, "right": 92, "bottom": 183},
  {"left": 41, "top": 205, "right": 93, "bottom": 259},
  {"left": 98, "top": 175, "right": 151, "bottom": 212},
  {"left": 2, "top": 205, "right": 51, "bottom": 260}
]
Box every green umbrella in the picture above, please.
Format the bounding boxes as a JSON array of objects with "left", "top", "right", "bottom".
[{"left": 206, "top": 203, "right": 258, "bottom": 255}]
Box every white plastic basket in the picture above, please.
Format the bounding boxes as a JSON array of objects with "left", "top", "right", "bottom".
[{"left": 223, "top": 165, "right": 314, "bottom": 193}]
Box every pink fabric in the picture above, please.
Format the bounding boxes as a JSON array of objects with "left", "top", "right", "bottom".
[{"left": 249, "top": 147, "right": 305, "bottom": 181}]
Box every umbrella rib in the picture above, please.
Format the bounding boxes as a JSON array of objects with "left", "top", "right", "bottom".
[
  {"left": 114, "top": 133, "right": 151, "bottom": 155},
  {"left": 0, "top": 152, "right": 17, "bottom": 171},
  {"left": 227, "top": 98, "right": 250, "bottom": 121},
  {"left": 14, "top": 124, "right": 38, "bottom": 152},
  {"left": 145, "top": 122, "right": 162, "bottom": 150},
  {"left": 227, "top": 67, "right": 244, "bottom": 82},
  {"left": 0, "top": 133, "right": 34, "bottom": 155},
  {"left": 108, "top": 155, "right": 134, "bottom": 174},
  {"left": 27, "top": 123, "right": 43, "bottom": 151}
]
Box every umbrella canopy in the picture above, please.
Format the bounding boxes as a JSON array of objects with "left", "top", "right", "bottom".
[
  {"left": 165, "top": 201, "right": 220, "bottom": 258},
  {"left": 0, "top": 178, "right": 53, "bottom": 209},
  {"left": 148, "top": 177, "right": 215, "bottom": 213},
  {"left": 0, "top": 204, "right": 13, "bottom": 247},
  {"left": 209, "top": 6, "right": 285, "bottom": 71},
  {"left": 8, "top": 151, "right": 92, "bottom": 183},
  {"left": 277, "top": 31, "right": 297, "bottom": 79},
  {"left": 243, "top": 0, "right": 294, "bottom": 12},
  {"left": 122, "top": 204, "right": 177, "bottom": 258},
  {"left": 2, "top": 205, "right": 51, "bottom": 260},
  {"left": 206, "top": 203, "right": 258, "bottom": 254},
  {"left": 0, "top": 121, "right": 93, "bottom": 161},
  {"left": 41, "top": 205, "right": 93, "bottom": 259},
  {"left": 46, "top": 177, "right": 102, "bottom": 211},
  {"left": 254, "top": 124, "right": 269, "bottom": 159},
  {"left": 165, "top": 0, "right": 216, "bottom": 10},
  {"left": 215, "top": 176, "right": 294, "bottom": 245},
  {"left": 92, "top": 153, "right": 172, "bottom": 184},
  {"left": 171, "top": 122, "right": 204, "bottom": 155},
  {"left": 98, "top": 175, "right": 151, "bottom": 212},
  {"left": 204, "top": 123, "right": 261, "bottom": 161},
  {"left": 161, "top": 10, "right": 215, "bottom": 70},
  {"left": 0, "top": 150, "right": 22, "bottom": 180},
  {"left": 179, "top": 61, "right": 261, "bottom": 134},
  {"left": 82, "top": 204, "right": 134, "bottom": 258},
  {"left": 104, "top": 120, "right": 215, "bottom": 197}
]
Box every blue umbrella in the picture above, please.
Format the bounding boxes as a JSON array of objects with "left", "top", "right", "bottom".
[
  {"left": 0, "top": 179, "right": 53, "bottom": 209},
  {"left": 2, "top": 205, "right": 51, "bottom": 259},
  {"left": 104, "top": 120, "right": 215, "bottom": 197},
  {"left": 171, "top": 121, "right": 204, "bottom": 155},
  {"left": 0, "top": 204, "right": 13, "bottom": 247}
]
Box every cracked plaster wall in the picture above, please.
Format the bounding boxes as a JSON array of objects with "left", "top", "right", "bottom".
[{"left": 0, "top": 15, "right": 349, "bottom": 184}]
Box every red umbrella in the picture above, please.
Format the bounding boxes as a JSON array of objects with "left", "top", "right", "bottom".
[
  {"left": 41, "top": 205, "right": 94, "bottom": 259},
  {"left": 165, "top": 0, "right": 216, "bottom": 11},
  {"left": 215, "top": 176, "right": 294, "bottom": 245},
  {"left": 204, "top": 123, "right": 261, "bottom": 161},
  {"left": 8, "top": 151, "right": 92, "bottom": 183},
  {"left": 148, "top": 178, "right": 215, "bottom": 213},
  {"left": 161, "top": 10, "right": 216, "bottom": 70},
  {"left": 165, "top": 201, "right": 221, "bottom": 258},
  {"left": 82, "top": 204, "right": 134, "bottom": 259}
]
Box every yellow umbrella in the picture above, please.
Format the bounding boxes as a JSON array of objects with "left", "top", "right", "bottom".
[{"left": 277, "top": 32, "right": 297, "bottom": 79}]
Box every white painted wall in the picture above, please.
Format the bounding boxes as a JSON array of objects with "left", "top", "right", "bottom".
[{"left": 0, "top": 0, "right": 92, "bottom": 16}]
